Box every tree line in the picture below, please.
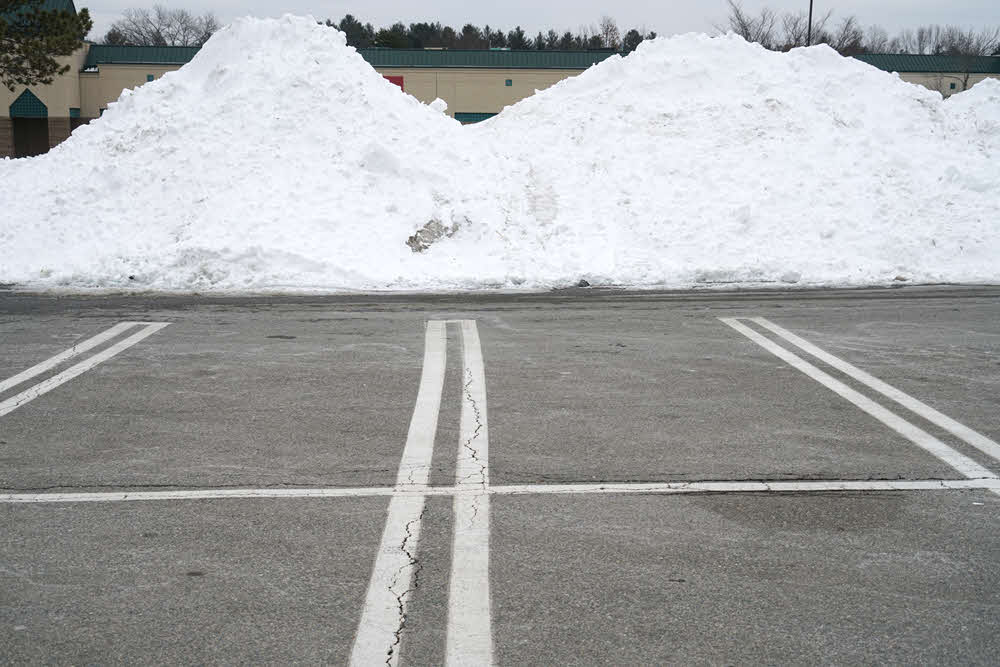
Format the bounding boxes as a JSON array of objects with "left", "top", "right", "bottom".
[
  {"left": 326, "top": 15, "right": 656, "bottom": 53},
  {"left": 94, "top": 4, "right": 1000, "bottom": 59},
  {"left": 719, "top": 0, "right": 1000, "bottom": 57}
]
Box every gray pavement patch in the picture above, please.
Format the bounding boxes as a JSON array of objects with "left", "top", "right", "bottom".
[{"left": 0, "top": 497, "right": 387, "bottom": 664}]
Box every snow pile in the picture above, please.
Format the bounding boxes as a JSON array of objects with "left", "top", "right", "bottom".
[
  {"left": 1, "top": 17, "right": 998, "bottom": 291},
  {"left": 0, "top": 15, "right": 502, "bottom": 289},
  {"left": 473, "top": 34, "right": 1000, "bottom": 286}
]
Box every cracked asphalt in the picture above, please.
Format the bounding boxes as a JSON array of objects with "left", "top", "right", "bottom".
[{"left": 2, "top": 286, "right": 1000, "bottom": 664}]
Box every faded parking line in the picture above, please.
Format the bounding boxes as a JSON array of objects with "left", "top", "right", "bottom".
[
  {"left": 0, "top": 322, "right": 170, "bottom": 418},
  {"left": 721, "top": 317, "right": 999, "bottom": 493}
]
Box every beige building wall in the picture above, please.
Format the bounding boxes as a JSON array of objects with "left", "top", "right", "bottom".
[
  {"left": 80, "top": 64, "right": 181, "bottom": 118},
  {"left": 0, "top": 45, "right": 87, "bottom": 118},
  {"left": 376, "top": 68, "right": 583, "bottom": 117},
  {"left": 898, "top": 72, "right": 995, "bottom": 97}
]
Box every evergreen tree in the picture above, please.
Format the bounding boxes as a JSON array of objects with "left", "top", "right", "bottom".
[
  {"left": 457, "top": 23, "right": 483, "bottom": 48},
  {"left": 374, "top": 22, "right": 409, "bottom": 48},
  {"left": 0, "top": 0, "right": 92, "bottom": 90},
  {"left": 335, "top": 14, "right": 374, "bottom": 48},
  {"left": 507, "top": 25, "right": 530, "bottom": 49},
  {"left": 622, "top": 28, "right": 644, "bottom": 53},
  {"left": 440, "top": 25, "right": 457, "bottom": 48}
]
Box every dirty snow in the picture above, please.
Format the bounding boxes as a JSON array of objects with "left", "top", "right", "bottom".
[{"left": 1, "top": 15, "right": 997, "bottom": 291}]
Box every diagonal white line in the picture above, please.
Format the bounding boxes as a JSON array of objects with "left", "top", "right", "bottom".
[
  {"left": 720, "top": 317, "right": 998, "bottom": 486},
  {"left": 350, "top": 320, "right": 447, "bottom": 667},
  {"left": 0, "top": 322, "right": 140, "bottom": 395},
  {"left": 446, "top": 320, "right": 494, "bottom": 667},
  {"left": 752, "top": 316, "right": 1000, "bottom": 464},
  {"left": 2, "top": 479, "right": 998, "bottom": 504},
  {"left": 0, "top": 323, "right": 170, "bottom": 419}
]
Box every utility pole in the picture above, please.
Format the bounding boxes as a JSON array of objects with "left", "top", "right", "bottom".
[{"left": 806, "top": 0, "right": 814, "bottom": 45}]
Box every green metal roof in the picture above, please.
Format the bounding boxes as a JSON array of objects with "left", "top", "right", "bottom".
[
  {"left": 359, "top": 49, "right": 618, "bottom": 70},
  {"left": 78, "top": 44, "right": 1000, "bottom": 75},
  {"left": 83, "top": 45, "right": 202, "bottom": 69},
  {"left": 10, "top": 89, "right": 48, "bottom": 118},
  {"left": 855, "top": 54, "right": 1000, "bottom": 74},
  {"left": 80, "top": 45, "right": 617, "bottom": 70}
]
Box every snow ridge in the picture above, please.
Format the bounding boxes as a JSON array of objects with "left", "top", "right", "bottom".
[{"left": 1, "top": 16, "right": 998, "bottom": 291}]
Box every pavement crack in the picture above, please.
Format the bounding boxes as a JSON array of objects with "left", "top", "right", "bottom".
[
  {"left": 385, "top": 506, "right": 426, "bottom": 666},
  {"left": 460, "top": 367, "right": 488, "bottom": 526}
]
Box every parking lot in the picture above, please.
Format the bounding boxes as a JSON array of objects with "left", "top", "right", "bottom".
[{"left": 2, "top": 287, "right": 999, "bottom": 664}]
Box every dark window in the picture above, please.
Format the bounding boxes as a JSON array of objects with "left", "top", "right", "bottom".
[
  {"left": 505, "top": 79, "right": 512, "bottom": 87},
  {"left": 147, "top": 74, "right": 155, "bottom": 82},
  {"left": 949, "top": 82, "right": 956, "bottom": 90},
  {"left": 454, "top": 112, "right": 498, "bottom": 124}
]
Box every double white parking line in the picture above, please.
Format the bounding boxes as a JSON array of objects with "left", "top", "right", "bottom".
[
  {"left": 721, "top": 317, "right": 1000, "bottom": 490},
  {"left": 0, "top": 322, "right": 170, "bottom": 418},
  {"left": 350, "top": 320, "right": 493, "bottom": 667}
]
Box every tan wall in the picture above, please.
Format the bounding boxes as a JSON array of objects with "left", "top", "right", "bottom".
[
  {"left": 376, "top": 68, "right": 583, "bottom": 116},
  {"left": 0, "top": 118, "right": 13, "bottom": 157},
  {"left": 0, "top": 45, "right": 87, "bottom": 119},
  {"left": 47, "top": 117, "right": 73, "bottom": 148},
  {"left": 898, "top": 72, "right": 997, "bottom": 97},
  {"left": 80, "top": 64, "right": 180, "bottom": 118}
]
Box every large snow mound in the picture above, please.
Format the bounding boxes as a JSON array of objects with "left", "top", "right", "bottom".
[{"left": 1, "top": 16, "right": 998, "bottom": 291}]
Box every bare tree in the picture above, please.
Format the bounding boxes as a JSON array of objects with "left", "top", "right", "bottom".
[
  {"left": 598, "top": 15, "right": 621, "bottom": 49},
  {"left": 829, "top": 16, "right": 864, "bottom": 55},
  {"left": 864, "top": 25, "right": 890, "bottom": 53},
  {"left": 778, "top": 10, "right": 831, "bottom": 49},
  {"left": 716, "top": 0, "right": 778, "bottom": 49},
  {"left": 102, "top": 5, "right": 219, "bottom": 46}
]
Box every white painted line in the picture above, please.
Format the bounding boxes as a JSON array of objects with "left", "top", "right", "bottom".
[
  {"left": 350, "top": 320, "right": 448, "bottom": 667},
  {"left": 0, "top": 322, "right": 140, "bottom": 395},
  {"left": 719, "top": 318, "right": 998, "bottom": 482},
  {"left": 490, "top": 478, "right": 1000, "bottom": 495},
  {"left": 0, "top": 486, "right": 398, "bottom": 503},
  {"left": 446, "top": 320, "right": 494, "bottom": 667},
  {"left": 4, "top": 478, "right": 999, "bottom": 504},
  {"left": 455, "top": 320, "right": 489, "bottom": 490},
  {"left": 752, "top": 317, "right": 1000, "bottom": 464},
  {"left": 396, "top": 320, "right": 447, "bottom": 490},
  {"left": 0, "top": 323, "right": 170, "bottom": 418},
  {"left": 350, "top": 494, "right": 427, "bottom": 667}
]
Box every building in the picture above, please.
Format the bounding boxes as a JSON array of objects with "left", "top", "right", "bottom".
[
  {"left": 3, "top": 3, "right": 998, "bottom": 158},
  {"left": 854, "top": 53, "right": 1000, "bottom": 97}
]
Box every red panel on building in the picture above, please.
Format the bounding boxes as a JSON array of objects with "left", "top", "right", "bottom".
[{"left": 383, "top": 75, "right": 404, "bottom": 92}]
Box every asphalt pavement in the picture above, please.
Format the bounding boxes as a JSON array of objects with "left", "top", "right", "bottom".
[{"left": 1, "top": 285, "right": 998, "bottom": 664}]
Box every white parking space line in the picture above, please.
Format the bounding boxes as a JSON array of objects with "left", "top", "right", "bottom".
[
  {"left": 4, "top": 479, "right": 998, "bottom": 504},
  {"left": 490, "top": 479, "right": 1000, "bottom": 495},
  {"left": 396, "top": 321, "right": 447, "bottom": 490},
  {"left": 0, "top": 321, "right": 140, "bottom": 395},
  {"left": 720, "top": 318, "right": 998, "bottom": 485},
  {"left": 753, "top": 316, "right": 1000, "bottom": 464},
  {"left": 0, "top": 322, "right": 170, "bottom": 418},
  {"left": 350, "top": 321, "right": 447, "bottom": 667},
  {"left": 446, "top": 320, "right": 494, "bottom": 667}
]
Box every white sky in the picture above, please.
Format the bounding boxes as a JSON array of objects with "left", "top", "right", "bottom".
[{"left": 84, "top": 0, "right": 1000, "bottom": 44}]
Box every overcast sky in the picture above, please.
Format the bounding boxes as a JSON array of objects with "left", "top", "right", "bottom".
[{"left": 85, "top": 0, "right": 999, "bottom": 44}]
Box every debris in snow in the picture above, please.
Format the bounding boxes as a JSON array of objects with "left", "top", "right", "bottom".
[
  {"left": 406, "top": 219, "right": 457, "bottom": 253},
  {"left": 0, "top": 16, "right": 998, "bottom": 292}
]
